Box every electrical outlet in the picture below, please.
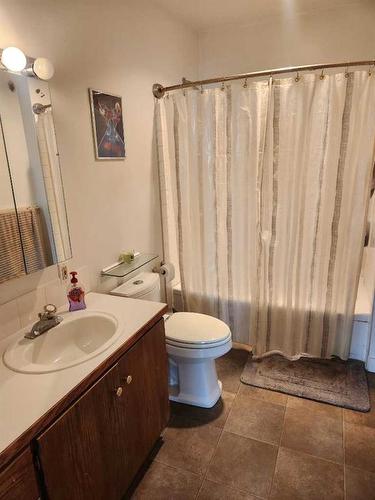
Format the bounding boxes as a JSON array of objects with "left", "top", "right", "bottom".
[{"left": 58, "top": 263, "right": 69, "bottom": 283}]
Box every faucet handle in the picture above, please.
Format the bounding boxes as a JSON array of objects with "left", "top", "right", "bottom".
[{"left": 43, "top": 304, "right": 57, "bottom": 318}]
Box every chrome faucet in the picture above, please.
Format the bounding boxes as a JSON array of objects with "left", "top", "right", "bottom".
[{"left": 24, "top": 304, "right": 63, "bottom": 340}]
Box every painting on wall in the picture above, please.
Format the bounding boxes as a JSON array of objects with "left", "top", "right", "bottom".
[{"left": 89, "top": 89, "right": 126, "bottom": 160}]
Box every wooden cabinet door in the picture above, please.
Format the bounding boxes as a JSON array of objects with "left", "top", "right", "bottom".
[
  {"left": 0, "top": 448, "right": 39, "bottom": 500},
  {"left": 118, "top": 319, "right": 169, "bottom": 484},
  {"left": 36, "top": 320, "right": 169, "bottom": 500},
  {"left": 36, "top": 363, "right": 127, "bottom": 500}
]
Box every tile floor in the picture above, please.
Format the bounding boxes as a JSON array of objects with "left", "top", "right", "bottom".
[{"left": 131, "top": 348, "right": 375, "bottom": 500}]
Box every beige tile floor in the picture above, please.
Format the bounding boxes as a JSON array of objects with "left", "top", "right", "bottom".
[{"left": 131, "top": 348, "right": 375, "bottom": 500}]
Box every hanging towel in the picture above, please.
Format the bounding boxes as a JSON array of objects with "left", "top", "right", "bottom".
[{"left": 0, "top": 206, "right": 52, "bottom": 283}]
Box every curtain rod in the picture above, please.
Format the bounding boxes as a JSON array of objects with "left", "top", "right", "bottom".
[{"left": 152, "top": 59, "right": 375, "bottom": 98}]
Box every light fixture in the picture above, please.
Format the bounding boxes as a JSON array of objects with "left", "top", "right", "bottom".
[
  {"left": 32, "top": 57, "right": 54, "bottom": 81},
  {"left": 1, "top": 46, "right": 27, "bottom": 72}
]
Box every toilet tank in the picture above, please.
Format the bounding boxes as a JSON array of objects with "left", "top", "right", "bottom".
[{"left": 110, "top": 272, "right": 161, "bottom": 301}]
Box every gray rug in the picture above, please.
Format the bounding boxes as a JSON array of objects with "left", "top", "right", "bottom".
[{"left": 241, "top": 354, "right": 370, "bottom": 412}]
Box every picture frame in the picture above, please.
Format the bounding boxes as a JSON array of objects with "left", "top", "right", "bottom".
[{"left": 89, "top": 88, "right": 126, "bottom": 160}]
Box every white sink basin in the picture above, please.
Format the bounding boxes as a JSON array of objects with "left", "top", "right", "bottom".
[{"left": 3, "top": 311, "right": 119, "bottom": 374}]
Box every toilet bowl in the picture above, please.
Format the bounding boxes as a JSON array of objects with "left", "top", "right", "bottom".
[
  {"left": 110, "top": 272, "right": 232, "bottom": 408},
  {"left": 165, "top": 312, "right": 232, "bottom": 407}
]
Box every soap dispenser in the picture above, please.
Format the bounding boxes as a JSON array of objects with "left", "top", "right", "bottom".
[{"left": 67, "top": 271, "right": 86, "bottom": 311}]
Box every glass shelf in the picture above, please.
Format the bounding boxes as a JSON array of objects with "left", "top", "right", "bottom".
[{"left": 101, "top": 254, "right": 159, "bottom": 278}]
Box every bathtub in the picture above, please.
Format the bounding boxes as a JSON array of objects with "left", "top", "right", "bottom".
[{"left": 350, "top": 277, "right": 373, "bottom": 361}]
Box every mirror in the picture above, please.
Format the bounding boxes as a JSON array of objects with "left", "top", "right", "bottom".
[{"left": 0, "top": 61, "right": 71, "bottom": 284}]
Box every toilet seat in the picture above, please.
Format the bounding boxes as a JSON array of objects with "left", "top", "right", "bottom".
[
  {"left": 165, "top": 312, "right": 231, "bottom": 349},
  {"left": 166, "top": 334, "right": 231, "bottom": 349}
]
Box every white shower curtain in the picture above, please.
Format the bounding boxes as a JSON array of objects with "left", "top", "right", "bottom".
[
  {"left": 156, "top": 71, "right": 375, "bottom": 359},
  {"left": 36, "top": 109, "right": 71, "bottom": 262}
]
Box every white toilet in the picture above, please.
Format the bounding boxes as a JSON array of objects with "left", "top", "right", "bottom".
[{"left": 110, "top": 272, "right": 232, "bottom": 408}]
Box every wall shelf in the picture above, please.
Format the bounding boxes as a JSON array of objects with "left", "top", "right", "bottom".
[{"left": 101, "top": 254, "right": 159, "bottom": 278}]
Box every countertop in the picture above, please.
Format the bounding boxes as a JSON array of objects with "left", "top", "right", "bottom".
[{"left": 0, "top": 292, "right": 167, "bottom": 467}]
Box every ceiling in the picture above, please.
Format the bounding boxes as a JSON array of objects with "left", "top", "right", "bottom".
[{"left": 154, "top": 0, "right": 368, "bottom": 32}]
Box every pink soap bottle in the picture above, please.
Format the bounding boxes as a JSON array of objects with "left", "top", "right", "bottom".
[{"left": 67, "top": 271, "right": 86, "bottom": 311}]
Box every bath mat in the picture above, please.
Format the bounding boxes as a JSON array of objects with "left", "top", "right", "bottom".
[{"left": 241, "top": 354, "right": 370, "bottom": 412}]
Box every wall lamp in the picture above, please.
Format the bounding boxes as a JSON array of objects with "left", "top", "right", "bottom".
[{"left": 0, "top": 46, "right": 54, "bottom": 80}]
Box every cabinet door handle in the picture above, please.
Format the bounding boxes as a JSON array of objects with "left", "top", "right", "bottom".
[
  {"left": 126, "top": 375, "right": 132, "bottom": 385},
  {"left": 115, "top": 386, "right": 123, "bottom": 397}
]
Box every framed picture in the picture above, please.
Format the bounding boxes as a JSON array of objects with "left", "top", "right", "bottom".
[{"left": 89, "top": 89, "right": 126, "bottom": 160}]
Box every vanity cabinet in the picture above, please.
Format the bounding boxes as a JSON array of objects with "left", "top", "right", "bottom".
[
  {"left": 35, "top": 319, "right": 169, "bottom": 500},
  {"left": 0, "top": 448, "right": 39, "bottom": 500}
]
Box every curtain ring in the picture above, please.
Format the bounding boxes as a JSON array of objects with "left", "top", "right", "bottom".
[
  {"left": 345, "top": 66, "right": 350, "bottom": 78},
  {"left": 320, "top": 69, "right": 325, "bottom": 80},
  {"left": 200, "top": 85, "right": 204, "bottom": 94},
  {"left": 166, "top": 92, "right": 170, "bottom": 99},
  {"left": 243, "top": 78, "right": 248, "bottom": 88},
  {"left": 221, "top": 82, "right": 225, "bottom": 91},
  {"left": 295, "top": 71, "right": 301, "bottom": 82},
  {"left": 369, "top": 63, "right": 375, "bottom": 76}
]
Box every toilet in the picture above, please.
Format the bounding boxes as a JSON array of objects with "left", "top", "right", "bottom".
[{"left": 110, "top": 272, "right": 232, "bottom": 408}]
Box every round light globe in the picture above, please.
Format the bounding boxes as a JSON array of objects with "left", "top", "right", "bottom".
[
  {"left": 33, "top": 57, "right": 54, "bottom": 81},
  {"left": 1, "top": 47, "right": 27, "bottom": 72}
]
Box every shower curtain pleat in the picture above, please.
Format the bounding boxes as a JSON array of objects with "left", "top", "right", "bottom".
[{"left": 155, "top": 71, "right": 375, "bottom": 359}]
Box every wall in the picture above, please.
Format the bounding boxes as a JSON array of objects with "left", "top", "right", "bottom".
[
  {"left": 0, "top": 0, "right": 198, "bottom": 337},
  {"left": 198, "top": 1, "right": 375, "bottom": 78}
]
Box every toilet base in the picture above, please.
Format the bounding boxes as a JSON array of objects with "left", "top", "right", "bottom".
[
  {"left": 169, "top": 380, "right": 222, "bottom": 408},
  {"left": 167, "top": 354, "right": 225, "bottom": 408}
]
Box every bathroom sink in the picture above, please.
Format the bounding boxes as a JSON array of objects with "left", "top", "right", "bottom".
[{"left": 3, "top": 311, "right": 119, "bottom": 374}]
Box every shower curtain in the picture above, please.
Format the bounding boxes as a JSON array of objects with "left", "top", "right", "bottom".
[
  {"left": 36, "top": 108, "right": 71, "bottom": 262},
  {"left": 156, "top": 71, "right": 375, "bottom": 359}
]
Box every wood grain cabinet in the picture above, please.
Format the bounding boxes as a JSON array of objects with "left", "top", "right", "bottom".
[
  {"left": 35, "top": 319, "right": 169, "bottom": 500},
  {"left": 0, "top": 448, "right": 39, "bottom": 500}
]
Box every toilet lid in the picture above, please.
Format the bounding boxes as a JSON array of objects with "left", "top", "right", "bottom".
[
  {"left": 165, "top": 312, "right": 231, "bottom": 345},
  {"left": 110, "top": 272, "right": 159, "bottom": 298}
]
